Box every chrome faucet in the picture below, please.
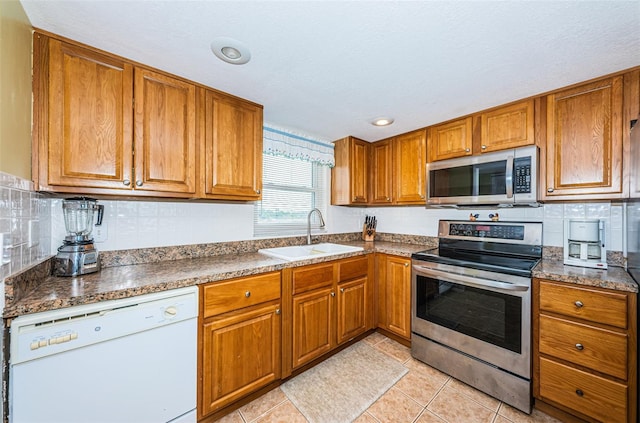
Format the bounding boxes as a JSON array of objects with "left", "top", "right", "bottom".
[{"left": 307, "top": 208, "right": 326, "bottom": 244}]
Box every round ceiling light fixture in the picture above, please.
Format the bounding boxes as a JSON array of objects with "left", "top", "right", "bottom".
[
  {"left": 210, "top": 37, "right": 251, "bottom": 65},
  {"left": 371, "top": 117, "right": 395, "bottom": 127}
]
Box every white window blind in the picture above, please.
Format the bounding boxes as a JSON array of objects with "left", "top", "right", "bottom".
[{"left": 253, "top": 154, "right": 328, "bottom": 237}]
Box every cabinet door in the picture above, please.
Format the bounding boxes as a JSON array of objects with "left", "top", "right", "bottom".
[
  {"left": 351, "top": 138, "right": 370, "bottom": 203},
  {"left": 427, "top": 117, "right": 473, "bottom": 162},
  {"left": 371, "top": 139, "right": 393, "bottom": 204},
  {"left": 394, "top": 129, "right": 427, "bottom": 204},
  {"left": 134, "top": 68, "right": 196, "bottom": 194},
  {"left": 378, "top": 255, "right": 411, "bottom": 340},
  {"left": 544, "top": 76, "right": 624, "bottom": 200},
  {"left": 200, "top": 303, "right": 281, "bottom": 416},
  {"left": 46, "top": 39, "right": 133, "bottom": 190},
  {"left": 292, "top": 287, "right": 334, "bottom": 368},
  {"left": 480, "top": 100, "right": 534, "bottom": 153},
  {"left": 204, "top": 90, "right": 263, "bottom": 200},
  {"left": 337, "top": 276, "right": 367, "bottom": 344}
]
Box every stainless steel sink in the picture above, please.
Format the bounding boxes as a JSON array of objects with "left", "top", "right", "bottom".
[{"left": 258, "top": 243, "right": 364, "bottom": 262}]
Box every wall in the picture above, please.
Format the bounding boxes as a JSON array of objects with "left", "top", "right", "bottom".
[
  {"left": 0, "top": 0, "right": 32, "bottom": 180},
  {"left": 48, "top": 196, "right": 623, "bottom": 253}
]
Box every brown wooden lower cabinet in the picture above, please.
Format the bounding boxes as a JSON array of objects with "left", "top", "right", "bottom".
[
  {"left": 287, "top": 255, "right": 373, "bottom": 371},
  {"left": 376, "top": 254, "right": 412, "bottom": 340},
  {"left": 533, "top": 278, "right": 637, "bottom": 423},
  {"left": 198, "top": 272, "right": 281, "bottom": 419}
]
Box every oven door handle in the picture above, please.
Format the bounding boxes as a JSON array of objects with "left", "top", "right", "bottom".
[{"left": 412, "top": 265, "right": 530, "bottom": 292}]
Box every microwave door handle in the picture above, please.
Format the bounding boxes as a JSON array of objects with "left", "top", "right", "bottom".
[
  {"left": 505, "top": 155, "right": 514, "bottom": 198},
  {"left": 412, "top": 265, "right": 529, "bottom": 292}
]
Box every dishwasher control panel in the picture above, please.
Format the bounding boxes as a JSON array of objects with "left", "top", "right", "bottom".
[{"left": 11, "top": 286, "right": 198, "bottom": 364}]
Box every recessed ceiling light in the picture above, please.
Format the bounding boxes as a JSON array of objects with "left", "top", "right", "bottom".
[
  {"left": 371, "top": 117, "right": 394, "bottom": 127},
  {"left": 211, "top": 37, "right": 251, "bottom": 65}
]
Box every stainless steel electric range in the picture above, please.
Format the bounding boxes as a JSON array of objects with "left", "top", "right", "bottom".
[{"left": 411, "top": 220, "right": 542, "bottom": 413}]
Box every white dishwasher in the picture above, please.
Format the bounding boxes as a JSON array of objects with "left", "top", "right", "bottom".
[{"left": 9, "top": 286, "right": 198, "bottom": 423}]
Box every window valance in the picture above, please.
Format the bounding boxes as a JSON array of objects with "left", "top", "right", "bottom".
[{"left": 263, "top": 124, "right": 335, "bottom": 168}]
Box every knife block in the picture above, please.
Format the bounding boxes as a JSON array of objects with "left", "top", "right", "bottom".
[{"left": 362, "top": 224, "right": 376, "bottom": 242}]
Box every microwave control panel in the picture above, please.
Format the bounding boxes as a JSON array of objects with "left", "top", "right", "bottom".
[{"left": 514, "top": 157, "right": 532, "bottom": 194}]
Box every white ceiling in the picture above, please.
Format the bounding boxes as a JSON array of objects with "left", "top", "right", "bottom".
[{"left": 20, "top": 1, "right": 640, "bottom": 143}]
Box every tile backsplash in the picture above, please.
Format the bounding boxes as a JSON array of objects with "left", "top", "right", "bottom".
[
  {"left": 0, "top": 169, "right": 626, "bottom": 273},
  {"left": 0, "top": 172, "right": 51, "bottom": 281}
]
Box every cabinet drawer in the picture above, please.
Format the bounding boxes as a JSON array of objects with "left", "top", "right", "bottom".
[
  {"left": 338, "top": 256, "right": 368, "bottom": 281},
  {"left": 292, "top": 262, "right": 334, "bottom": 295},
  {"left": 539, "top": 281, "right": 627, "bottom": 329},
  {"left": 203, "top": 272, "right": 281, "bottom": 318},
  {"left": 539, "top": 314, "right": 627, "bottom": 379},
  {"left": 539, "top": 357, "right": 627, "bottom": 423}
]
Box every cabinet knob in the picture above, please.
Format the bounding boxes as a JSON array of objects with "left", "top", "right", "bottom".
[
  {"left": 420, "top": 194, "right": 425, "bottom": 199},
  {"left": 275, "top": 308, "right": 281, "bottom": 315},
  {"left": 575, "top": 389, "right": 584, "bottom": 397},
  {"left": 547, "top": 188, "right": 554, "bottom": 193},
  {"left": 386, "top": 197, "right": 390, "bottom": 201},
  {"left": 245, "top": 291, "right": 251, "bottom": 298},
  {"left": 331, "top": 292, "right": 335, "bottom": 297},
  {"left": 574, "top": 300, "right": 584, "bottom": 308},
  {"left": 135, "top": 180, "right": 143, "bottom": 187},
  {"left": 256, "top": 189, "right": 261, "bottom": 194},
  {"left": 481, "top": 145, "right": 487, "bottom": 150},
  {"left": 404, "top": 263, "right": 409, "bottom": 267},
  {"left": 575, "top": 343, "right": 584, "bottom": 351},
  {"left": 465, "top": 148, "right": 470, "bottom": 152},
  {"left": 340, "top": 288, "right": 345, "bottom": 293},
  {"left": 123, "top": 179, "right": 131, "bottom": 186}
]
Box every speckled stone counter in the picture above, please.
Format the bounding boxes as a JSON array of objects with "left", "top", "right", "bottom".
[
  {"left": 3, "top": 239, "right": 429, "bottom": 319},
  {"left": 533, "top": 260, "right": 638, "bottom": 293}
]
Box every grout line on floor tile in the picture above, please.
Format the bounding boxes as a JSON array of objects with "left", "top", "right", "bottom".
[
  {"left": 244, "top": 396, "right": 291, "bottom": 423},
  {"left": 444, "top": 378, "right": 501, "bottom": 413}
]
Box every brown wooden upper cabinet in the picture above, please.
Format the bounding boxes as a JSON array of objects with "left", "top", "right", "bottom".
[
  {"left": 331, "top": 136, "right": 370, "bottom": 205},
  {"left": 543, "top": 76, "right": 625, "bottom": 200},
  {"left": 393, "top": 129, "right": 427, "bottom": 204},
  {"left": 32, "top": 32, "right": 263, "bottom": 200},
  {"left": 35, "top": 37, "right": 135, "bottom": 193},
  {"left": 427, "top": 100, "right": 534, "bottom": 162},
  {"left": 201, "top": 89, "right": 263, "bottom": 200},
  {"left": 371, "top": 139, "right": 393, "bottom": 204},
  {"left": 427, "top": 117, "right": 473, "bottom": 162},
  {"left": 134, "top": 68, "right": 197, "bottom": 195},
  {"left": 371, "top": 130, "right": 427, "bottom": 205}
]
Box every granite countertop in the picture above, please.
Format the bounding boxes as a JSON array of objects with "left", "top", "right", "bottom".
[
  {"left": 5, "top": 238, "right": 638, "bottom": 319},
  {"left": 533, "top": 259, "right": 638, "bottom": 293},
  {"left": 3, "top": 241, "right": 426, "bottom": 318}
]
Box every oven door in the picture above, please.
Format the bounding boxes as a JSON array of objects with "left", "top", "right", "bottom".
[{"left": 411, "top": 261, "right": 531, "bottom": 379}]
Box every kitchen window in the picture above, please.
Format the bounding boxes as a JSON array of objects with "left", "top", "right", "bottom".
[
  {"left": 254, "top": 126, "right": 333, "bottom": 237},
  {"left": 254, "top": 155, "right": 328, "bottom": 236}
]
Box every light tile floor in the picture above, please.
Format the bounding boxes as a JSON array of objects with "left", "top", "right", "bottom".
[{"left": 216, "top": 333, "right": 562, "bottom": 423}]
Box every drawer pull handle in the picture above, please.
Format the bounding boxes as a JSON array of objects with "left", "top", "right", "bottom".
[
  {"left": 575, "top": 343, "right": 584, "bottom": 350},
  {"left": 245, "top": 291, "right": 251, "bottom": 298},
  {"left": 574, "top": 300, "right": 584, "bottom": 308},
  {"left": 576, "top": 389, "right": 584, "bottom": 397}
]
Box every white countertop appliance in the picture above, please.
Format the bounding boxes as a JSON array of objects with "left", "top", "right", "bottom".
[
  {"left": 9, "top": 286, "right": 198, "bottom": 423},
  {"left": 564, "top": 219, "right": 607, "bottom": 269}
]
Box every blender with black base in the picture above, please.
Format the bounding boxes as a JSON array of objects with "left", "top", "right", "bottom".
[{"left": 54, "top": 197, "right": 104, "bottom": 277}]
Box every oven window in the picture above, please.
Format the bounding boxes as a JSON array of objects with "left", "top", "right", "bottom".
[{"left": 415, "top": 274, "right": 521, "bottom": 353}]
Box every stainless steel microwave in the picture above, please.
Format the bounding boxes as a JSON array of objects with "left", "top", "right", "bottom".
[{"left": 426, "top": 145, "right": 539, "bottom": 207}]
